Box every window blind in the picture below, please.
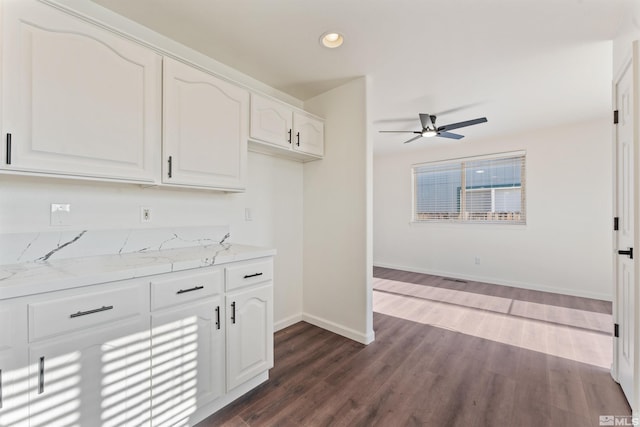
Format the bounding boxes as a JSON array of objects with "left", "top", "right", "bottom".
[{"left": 412, "top": 153, "right": 526, "bottom": 223}]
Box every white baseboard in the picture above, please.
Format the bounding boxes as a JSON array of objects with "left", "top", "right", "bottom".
[
  {"left": 274, "top": 313, "right": 303, "bottom": 332},
  {"left": 373, "top": 262, "right": 612, "bottom": 302},
  {"left": 302, "top": 313, "right": 375, "bottom": 345}
]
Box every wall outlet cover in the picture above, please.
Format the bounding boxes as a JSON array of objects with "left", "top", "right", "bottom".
[
  {"left": 50, "top": 203, "right": 71, "bottom": 226},
  {"left": 141, "top": 207, "right": 152, "bottom": 223}
]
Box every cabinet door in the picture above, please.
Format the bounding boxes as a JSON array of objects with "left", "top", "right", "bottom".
[
  {"left": 0, "top": 348, "right": 28, "bottom": 427},
  {"left": 293, "top": 112, "right": 324, "bottom": 157},
  {"left": 150, "top": 298, "right": 224, "bottom": 427},
  {"left": 1, "top": 0, "right": 161, "bottom": 182},
  {"left": 163, "top": 57, "right": 248, "bottom": 190},
  {"left": 27, "top": 318, "right": 151, "bottom": 427},
  {"left": 249, "top": 94, "right": 293, "bottom": 148},
  {"left": 226, "top": 284, "right": 273, "bottom": 391},
  {"left": 0, "top": 305, "right": 28, "bottom": 427}
]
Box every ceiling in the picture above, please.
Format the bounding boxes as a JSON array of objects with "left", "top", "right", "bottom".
[{"left": 90, "top": 0, "right": 633, "bottom": 153}]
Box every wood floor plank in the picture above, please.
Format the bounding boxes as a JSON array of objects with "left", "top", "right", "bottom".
[{"left": 198, "top": 268, "right": 629, "bottom": 427}]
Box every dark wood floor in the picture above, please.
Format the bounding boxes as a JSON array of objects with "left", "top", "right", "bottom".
[{"left": 197, "top": 268, "right": 631, "bottom": 427}]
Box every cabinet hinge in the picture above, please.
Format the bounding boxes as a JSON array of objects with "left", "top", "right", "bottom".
[
  {"left": 614, "top": 110, "right": 619, "bottom": 125},
  {"left": 614, "top": 323, "right": 619, "bottom": 338},
  {"left": 614, "top": 217, "right": 619, "bottom": 231}
]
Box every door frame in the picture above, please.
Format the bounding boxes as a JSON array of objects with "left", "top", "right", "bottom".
[{"left": 612, "top": 41, "right": 640, "bottom": 417}]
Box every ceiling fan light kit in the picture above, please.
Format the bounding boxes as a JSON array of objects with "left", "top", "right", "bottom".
[{"left": 380, "top": 113, "right": 488, "bottom": 144}]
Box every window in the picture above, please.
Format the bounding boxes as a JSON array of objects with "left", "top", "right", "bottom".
[{"left": 413, "top": 152, "right": 526, "bottom": 223}]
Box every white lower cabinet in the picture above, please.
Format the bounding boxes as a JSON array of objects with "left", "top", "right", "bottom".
[
  {"left": 28, "top": 318, "right": 151, "bottom": 427},
  {"left": 0, "top": 305, "right": 29, "bottom": 427},
  {"left": 0, "top": 256, "right": 274, "bottom": 426},
  {"left": 226, "top": 284, "right": 273, "bottom": 391},
  {"left": 150, "top": 269, "right": 225, "bottom": 427},
  {"left": 25, "top": 279, "right": 151, "bottom": 427}
]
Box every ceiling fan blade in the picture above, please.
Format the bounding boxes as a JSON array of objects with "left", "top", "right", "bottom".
[
  {"left": 437, "top": 117, "right": 487, "bottom": 132},
  {"left": 379, "top": 130, "right": 421, "bottom": 133},
  {"left": 435, "top": 102, "right": 485, "bottom": 117},
  {"left": 403, "top": 135, "right": 424, "bottom": 144},
  {"left": 373, "top": 117, "right": 417, "bottom": 124},
  {"left": 437, "top": 131, "right": 464, "bottom": 140},
  {"left": 419, "top": 113, "right": 434, "bottom": 129}
]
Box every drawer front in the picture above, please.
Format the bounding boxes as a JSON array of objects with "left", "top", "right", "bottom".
[
  {"left": 29, "top": 281, "right": 147, "bottom": 342},
  {"left": 151, "top": 268, "right": 222, "bottom": 311},
  {"left": 225, "top": 259, "right": 273, "bottom": 292}
]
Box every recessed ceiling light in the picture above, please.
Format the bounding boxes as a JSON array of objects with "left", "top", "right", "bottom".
[
  {"left": 320, "top": 32, "right": 344, "bottom": 48},
  {"left": 475, "top": 170, "right": 485, "bottom": 174}
]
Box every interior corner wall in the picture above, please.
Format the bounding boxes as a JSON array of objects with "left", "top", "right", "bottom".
[
  {"left": 0, "top": 151, "right": 304, "bottom": 327},
  {"left": 373, "top": 118, "right": 613, "bottom": 301},
  {"left": 302, "top": 77, "right": 374, "bottom": 344},
  {"left": 613, "top": 2, "right": 640, "bottom": 76},
  {"left": 228, "top": 153, "right": 304, "bottom": 331}
]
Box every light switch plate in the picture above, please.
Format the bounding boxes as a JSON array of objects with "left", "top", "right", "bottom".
[
  {"left": 141, "top": 207, "right": 152, "bottom": 223},
  {"left": 50, "top": 203, "right": 71, "bottom": 226}
]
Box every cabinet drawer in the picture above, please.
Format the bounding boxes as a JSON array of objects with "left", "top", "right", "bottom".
[
  {"left": 28, "top": 281, "right": 147, "bottom": 342},
  {"left": 151, "top": 268, "right": 222, "bottom": 311},
  {"left": 225, "top": 259, "right": 273, "bottom": 291}
]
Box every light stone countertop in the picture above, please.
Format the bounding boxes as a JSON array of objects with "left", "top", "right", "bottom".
[{"left": 0, "top": 243, "right": 276, "bottom": 300}]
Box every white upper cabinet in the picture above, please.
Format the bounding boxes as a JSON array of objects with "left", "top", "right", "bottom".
[
  {"left": 250, "top": 94, "right": 293, "bottom": 149},
  {"left": 1, "top": 0, "right": 161, "bottom": 182},
  {"left": 293, "top": 112, "right": 324, "bottom": 157},
  {"left": 249, "top": 94, "right": 324, "bottom": 161},
  {"left": 163, "top": 57, "right": 248, "bottom": 191}
]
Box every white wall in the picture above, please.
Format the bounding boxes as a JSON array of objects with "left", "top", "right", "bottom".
[
  {"left": 0, "top": 151, "right": 304, "bottom": 327},
  {"left": 302, "top": 77, "right": 374, "bottom": 344},
  {"left": 374, "top": 118, "right": 613, "bottom": 301},
  {"left": 613, "top": 2, "right": 640, "bottom": 76},
  {"left": 228, "top": 153, "right": 303, "bottom": 330}
]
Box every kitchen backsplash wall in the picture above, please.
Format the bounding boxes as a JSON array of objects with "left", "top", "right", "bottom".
[{"left": 0, "top": 225, "right": 230, "bottom": 265}]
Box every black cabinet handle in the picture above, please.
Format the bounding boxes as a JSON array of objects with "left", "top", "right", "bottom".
[
  {"left": 231, "top": 302, "right": 236, "bottom": 324},
  {"left": 5, "top": 133, "right": 11, "bottom": 165},
  {"left": 176, "top": 285, "right": 204, "bottom": 294},
  {"left": 215, "top": 306, "right": 220, "bottom": 329},
  {"left": 168, "top": 156, "right": 173, "bottom": 178},
  {"left": 38, "top": 357, "right": 45, "bottom": 394},
  {"left": 288, "top": 129, "right": 292, "bottom": 144},
  {"left": 70, "top": 305, "right": 113, "bottom": 318},
  {"left": 296, "top": 132, "right": 300, "bottom": 146},
  {"left": 243, "top": 272, "right": 263, "bottom": 279},
  {"left": 618, "top": 248, "right": 633, "bottom": 259}
]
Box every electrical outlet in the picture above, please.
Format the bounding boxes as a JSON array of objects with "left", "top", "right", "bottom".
[
  {"left": 475, "top": 257, "right": 481, "bottom": 265},
  {"left": 141, "top": 207, "right": 152, "bottom": 223},
  {"left": 245, "top": 208, "right": 253, "bottom": 221},
  {"left": 50, "top": 203, "right": 71, "bottom": 226}
]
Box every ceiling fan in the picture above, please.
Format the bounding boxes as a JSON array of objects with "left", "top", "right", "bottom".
[{"left": 380, "top": 113, "right": 487, "bottom": 144}]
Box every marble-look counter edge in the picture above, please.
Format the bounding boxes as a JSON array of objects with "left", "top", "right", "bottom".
[{"left": 0, "top": 243, "right": 276, "bottom": 301}]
